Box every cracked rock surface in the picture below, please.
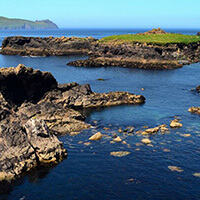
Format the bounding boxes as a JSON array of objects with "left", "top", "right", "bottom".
[{"left": 0, "top": 64, "right": 145, "bottom": 181}]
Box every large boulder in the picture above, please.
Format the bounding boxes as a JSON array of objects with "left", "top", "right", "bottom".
[
  {"left": 0, "top": 118, "right": 67, "bottom": 181},
  {"left": 197, "top": 32, "right": 200, "bottom": 36},
  {"left": 0, "top": 64, "right": 57, "bottom": 105}
]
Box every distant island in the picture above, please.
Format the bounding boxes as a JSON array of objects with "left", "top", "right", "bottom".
[{"left": 0, "top": 16, "right": 58, "bottom": 30}]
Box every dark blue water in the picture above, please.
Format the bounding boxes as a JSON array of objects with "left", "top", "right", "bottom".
[{"left": 0, "top": 29, "right": 200, "bottom": 200}]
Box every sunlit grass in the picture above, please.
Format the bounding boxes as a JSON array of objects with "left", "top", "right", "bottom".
[{"left": 100, "top": 33, "right": 200, "bottom": 45}]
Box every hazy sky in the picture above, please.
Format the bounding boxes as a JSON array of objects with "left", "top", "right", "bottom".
[{"left": 1, "top": 0, "right": 200, "bottom": 28}]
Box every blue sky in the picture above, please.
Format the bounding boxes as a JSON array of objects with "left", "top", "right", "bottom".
[{"left": 0, "top": 0, "right": 200, "bottom": 28}]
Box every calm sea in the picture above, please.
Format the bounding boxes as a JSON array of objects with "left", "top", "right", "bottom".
[{"left": 0, "top": 29, "right": 200, "bottom": 200}]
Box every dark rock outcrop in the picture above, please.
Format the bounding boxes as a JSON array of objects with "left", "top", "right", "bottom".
[
  {"left": 0, "top": 64, "right": 145, "bottom": 181},
  {"left": 197, "top": 32, "right": 200, "bottom": 36},
  {"left": 0, "top": 65, "right": 57, "bottom": 106},
  {"left": 1, "top": 36, "right": 97, "bottom": 56}
]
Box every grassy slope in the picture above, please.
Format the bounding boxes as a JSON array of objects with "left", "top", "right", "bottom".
[
  {"left": 0, "top": 16, "right": 56, "bottom": 29},
  {"left": 100, "top": 33, "right": 200, "bottom": 45}
]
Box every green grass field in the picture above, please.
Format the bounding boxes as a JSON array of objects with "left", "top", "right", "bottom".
[{"left": 100, "top": 33, "right": 200, "bottom": 45}]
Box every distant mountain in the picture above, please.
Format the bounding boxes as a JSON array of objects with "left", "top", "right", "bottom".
[{"left": 0, "top": 16, "right": 58, "bottom": 30}]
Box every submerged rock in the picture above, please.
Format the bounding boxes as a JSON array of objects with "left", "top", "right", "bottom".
[
  {"left": 110, "top": 151, "right": 131, "bottom": 157},
  {"left": 193, "top": 173, "right": 200, "bottom": 178},
  {"left": 168, "top": 166, "right": 183, "bottom": 172}
]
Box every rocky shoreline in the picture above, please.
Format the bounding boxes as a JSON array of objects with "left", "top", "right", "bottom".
[
  {"left": 0, "top": 36, "right": 97, "bottom": 56},
  {"left": 67, "top": 57, "right": 182, "bottom": 69},
  {"left": 1, "top": 29, "right": 200, "bottom": 69},
  {"left": 0, "top": 64, "right": 145, "bottom": 181},
  {"left": 68, "top": 41, "right": 200, "bottom": 69}
]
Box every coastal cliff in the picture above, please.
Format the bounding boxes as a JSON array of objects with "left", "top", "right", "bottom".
[
  {"left": 1, "top": 36, "right": 97, "bottom": 56},
  {"left": 0, "top": 64, "right": 145, "bottom": 181},
  {"left": 0, "top": 16, "right": 58, "bottom": 30}
]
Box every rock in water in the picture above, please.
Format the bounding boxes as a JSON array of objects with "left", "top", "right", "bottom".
[
  {"left": 113, "top": 136, "right": 122, "bottom": 142},
  {"left": 110, "top": 151, "right": 131, "bottom": 157},
  {"left": 168, "top": 166, "right": 183, "bottom": 172},
  {"left": 188, "top": 107, "right": 200, "bottom": 115},
  {"left": 141, "top": 138, "right": 151, "bottom": 144},
  {"left": 89, "top": 132, "right": 102, "bottom": 140},
  {"left": 170, "top": 119, "right": 182, "bottom": 128},
  {"left": 0, "top": 119, "right": 67, "bottom": 181},
  {"left": 142, "top": 127, "right": 160, "bottom": 135}
]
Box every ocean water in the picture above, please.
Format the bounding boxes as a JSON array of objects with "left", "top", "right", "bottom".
[{"left": 0, "top": 29, "right": 200, "bottom": 200}]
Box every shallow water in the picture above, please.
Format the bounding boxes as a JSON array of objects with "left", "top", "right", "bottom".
[{"left": 0, "top": 29, "right": 200, "bottom": 200}]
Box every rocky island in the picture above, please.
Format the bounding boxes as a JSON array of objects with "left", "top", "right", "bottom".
[
  {"left": 68, "top": 28, "right": 200, "bottom": 69},
  {"left": 0, "top": 64, "right": 145, "bottom": 181},
  {"left": 0, "top": 16, "right": 58, "bottom": 30}
]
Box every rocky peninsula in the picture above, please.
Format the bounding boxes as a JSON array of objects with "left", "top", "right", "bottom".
[
  {"left": 1, "top": 36, "right": 97, "bottom": 56},
  {"left": 68, "top": 29, "right": 200, "bottom": 69},
  {"left": 0, "top": 64, "right": 145, "bottom": 181}
]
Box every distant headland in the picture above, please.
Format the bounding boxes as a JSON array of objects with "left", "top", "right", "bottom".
[{"left": 0, "top": 16, "right": 58, "bottom": 30}]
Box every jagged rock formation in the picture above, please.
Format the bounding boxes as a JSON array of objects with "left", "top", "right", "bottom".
[
  {"left": 0, "top": 118, "right": 67, "bottom": 181},
  {"left": 1, "top": 36, "right": 97, "bottom": 56},
  {"left": 0, "top": 64, "right": 145, "bottom": 181}
]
